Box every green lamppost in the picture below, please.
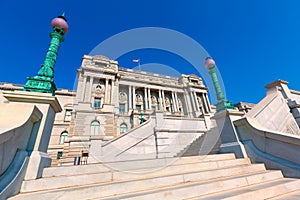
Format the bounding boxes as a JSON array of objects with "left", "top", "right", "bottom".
[
  {"left": 139, "top": 112, "right": 145, "bottom": 124},
  {"left": 205, "top": 57, "right": 235, "bottom": 112},
  {"left": 24, "top": 14, "right": 69, "bottom": 95}
]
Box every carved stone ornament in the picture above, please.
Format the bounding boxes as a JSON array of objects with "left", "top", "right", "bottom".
[
  {"left": 151, "top": 95, "right": 157, "bottom": 105},
  {"left": 165, "top": 97, "right": 170, "bottom": 107},
  {"left": 178, "top": 98, "right": 183, "bottom": 108},
  {"left": 83, "top": 60, "right": 92, "bottom": 66},
  {"left": 95, "top": 84, "right": 105, "bottom": 96},
  {"left": 119, "top": 92, "right": 127, "bottom": 102},
  {"left": 197, "top": 96, "right": 203, "bottom": 107},
  {"left": 136, "top": 94, "right": 143, "bottom": 105}
]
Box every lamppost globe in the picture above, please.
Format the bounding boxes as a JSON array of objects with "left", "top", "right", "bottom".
[
  {"left": 51, "top": 15, "right": 69, "bottom": 34},
  {"left": 205, "top": 57, "right": 215, "bottom": 69}
]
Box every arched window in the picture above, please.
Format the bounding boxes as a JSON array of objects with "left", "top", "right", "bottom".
[
  {"left": 90, "top": 120, "right": 100, "bottom": 135},
  {"left": 120, "top": 123, "right": 128, "bottom": 134},
  {"left": 59, "top": 131, "right": 68, "bottom": 144}
]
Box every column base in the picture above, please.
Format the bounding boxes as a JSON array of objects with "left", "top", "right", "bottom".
[
  {"left": 213, "top": 109, "right": 247, "bottom": 158},
  {"left": 216, "top": 100, "right": 236, "bottom": 112},
  {"left": 24, "top": 76, "right": 56, "bottom": 95}
]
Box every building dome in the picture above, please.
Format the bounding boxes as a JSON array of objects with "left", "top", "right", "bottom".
[{"left": 51, "top": 15, "right": 69, "bottom": 34}]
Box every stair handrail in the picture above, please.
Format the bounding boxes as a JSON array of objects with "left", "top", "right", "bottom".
[
  {"left": 234, "top": 116, "right": 300, "bottom": 166},
  {"left": 115, "top": 133, "right": 155, "bottom": 157},
  {"left": 102, "top": 114, "right": 153, "bottom": 148}
]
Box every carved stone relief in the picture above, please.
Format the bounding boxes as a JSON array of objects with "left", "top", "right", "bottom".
[
  {"left": 119, "top": 91, "right": 127, "bottom": 103},
  {"left": 151, "top": 95, "right": 157, "bottom": 105},
  {"left": 94, "top": 84, "right": 105, "bottom": 97}
]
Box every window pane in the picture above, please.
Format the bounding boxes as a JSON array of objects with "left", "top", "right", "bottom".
[
  {"left": 64, "top": 109, "right": 72, "bottom": 122},
  {"left": 91, "top": 120, "right": 100, "bottom": 135},
  {"left": 120, "top": 123, "right": 127, "bottom": 134},
  {"left": 57, "top": 151, "right": 63, "bottom": 159},
  {"left": 94, "top": 98, "right": 101, "bottom": 109},
  {"left": 119, "top": 104, "right": 125, "bottom": 114},
  {"left": 59, "top": 131, "right": 68, "bottom": 144}
]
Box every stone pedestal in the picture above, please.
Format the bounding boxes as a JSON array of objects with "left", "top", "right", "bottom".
[
  {"left": 213, "top": 109, "right": 247, "bottom": 158},
  {"left": 88, "top": 138, "right": 103, "bottom": 164},
  {"left": 3, "top": 91, "right": 62, "bottom": 180},
  {"left": 203, "top": 114, "right": 211, "bottom": 129},
  {"left": 155, "top": 111, "right": 164, "bottom": 128},
  {"left": 24, "top": 151, "right": 51, "bottom": 180}
]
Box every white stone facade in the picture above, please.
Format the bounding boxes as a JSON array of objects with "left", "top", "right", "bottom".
[{"left": 0, "top": 55, "right": 212, "bottom": 165}]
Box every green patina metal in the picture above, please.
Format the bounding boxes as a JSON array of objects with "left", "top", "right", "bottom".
[
  {"left": 23, "top": 16, "right": 66, "bottom": 95},
  {"left": 139, "top": 112, "right": 145, "bottom": 124},
  {"left": 207, "top": 61, "right": 235, "bottom": 112}
]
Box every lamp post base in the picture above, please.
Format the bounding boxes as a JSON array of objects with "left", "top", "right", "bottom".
[
  {"left": 23, "top": 76, "right": 56, "bottom": 95},
  {"left": 216, "top": 100, "right": 236, "bottom": 112}
]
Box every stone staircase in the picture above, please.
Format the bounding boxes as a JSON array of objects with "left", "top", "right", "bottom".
[
  {"left": 178, "top": 127, "right": 221, "bottom": 157},
  {"left": 8, "top": 153, "right": 300, "bottom": 200},
  {"left": 155, "top": 131, "right": 204, "bottom": 158},
  {"left": 56, "top": 136, "right": 90, "bottom": 166},
  {"left": 92, "top": 115, "right": 207, "bottom": 162}
]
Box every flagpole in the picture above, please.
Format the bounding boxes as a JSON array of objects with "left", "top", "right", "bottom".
[
  {"left": 132, "top": 59, "right": 141, "bottom": 70},
  {"left": 138, "top": 59, "right": 141, "bottom": 71}
]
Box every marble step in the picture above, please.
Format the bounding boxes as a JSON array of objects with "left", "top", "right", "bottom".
[
  {"left": 101, "top": 171, "right": 284, "bottom": 200},
  {"left": 12, "top": 163, "right": 269, "bottom": 199},
  {"left": 190, "top": 178, "right": 300, "bottom": 200},
  {"left": 43, "top": 153, "right": 236, "bottom": 178},
  {"left": 267, "top": 189, "right": 300, "bottom": 199},
  {"left": 21, "top": 157, "right": 251, "bottom": 193}
]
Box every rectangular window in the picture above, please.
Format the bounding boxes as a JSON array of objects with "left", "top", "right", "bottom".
[
  {"left": 119, "top": 104, "right": 125, "bottom": 115},
  {"left": 64, "top": 109, "right": 72, "bottom": 122},
  {"left": 191, "top": 79, "right": 198, "bottom": 84},
  {"left": 57, "top": 151, "right": 63, "bottom": 159},
  {"left": 94, "top": 97, "right": 101, "bottom": 109}
]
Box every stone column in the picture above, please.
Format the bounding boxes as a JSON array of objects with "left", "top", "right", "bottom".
[
  {"left": 128, "top": 85, "right": 132, "bottom": 109},
  {"left": 159, "top": 89, "right": 162, "bottom": 110},
  {"left": 184, "top": 89, "right": 193, "bottom": 117},
  {"left": 80, "top": 75, "right": 87, "bottom": 102},
  {"left": 88, "top": 76, "right": 94, "bottom": 102},
  {"left": 193, "top": 91, "right": 200, "bottom": 111},
  {"left": 189, "top": 90, "right": 197, "bottom": 113},
  {"left": 133, "top": 86, "right": 136, "bottom": 109},
  {"left": 110, "top": 79, "right": 114, "bottom": 105},
  {"left": 105, "top": 79, "right": 109, "bottom": 104},
  {"left": 175, "top": 92, "right": 180, "bottom": 112},
  {"left": 162, "top": 90, "right": 166, "bottom": 111},
  {"left": 148, "top": 88, "right": 151, "bottom": 110},
  {"left": 171, "top": 91, "right": 177, "bottom": 112},
  {"left": 144, "top": 87, "right": 148, "bottom": 110},
  {"left": 204, "top": 93, "right": 211, "bottom": 112},
  {"left": 200, "top": 93, "right": 207, "bottom": 113}
]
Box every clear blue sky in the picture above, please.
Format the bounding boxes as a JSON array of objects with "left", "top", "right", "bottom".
[{"left": 1, "top": 0, "right": 300, "bottom": 104}]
